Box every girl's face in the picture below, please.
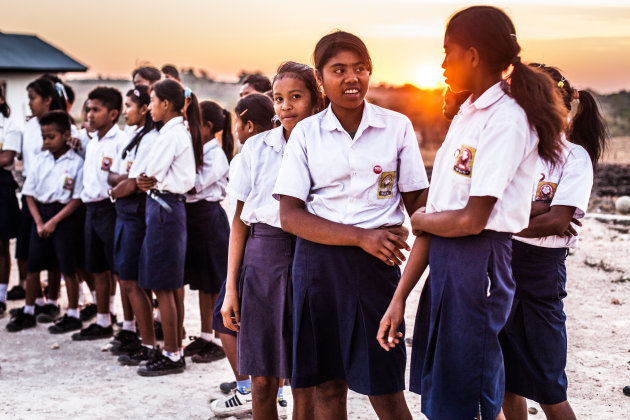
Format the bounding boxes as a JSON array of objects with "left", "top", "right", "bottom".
[
  {"left": 123, "top": 96, "right": 146, "bottom": 127},
  {"left": 234, "top": 116, "right": 253, "bottom": 145},
  {"left": 442, "top": 35, "right": 474, "bottom": 93},
  {"left": 319, "top": 50, "right": 369, "bottom": 111},
  {"left": 273, "top": 77, "right": 314, "bottom": 139},
  {"left": 149, "top": 91, "right": 166, "bottom": 123},
  {"left": 28, "top": 88, "right": 51, "bottom": 118}
]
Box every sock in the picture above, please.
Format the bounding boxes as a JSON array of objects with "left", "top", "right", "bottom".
[
  {"left": 24, "top": 304, "right": 35, "bottom": 315},
  {"left": 122, "top": 320, "right": 136, "bottom": 332},
  {"left": 163, "top": 349, "right": 181, "bottom": 362},
  {"left": 277, "top": 387, "right": 284, "bottom": 400},
  {"left": 154, "top": 309, "right": 161, "bottom": 323},
  {"left": 35, "top": 297, "right": 46, "bottom": 306},
  {"left": 0, "top": 283, "right": 7, "bottom": 302},
  {"left": 48, "top": 299, "right": 59, "bottom": 307},
  {"left": 67, "top": 308, "right": 80, "bottom": 319},
  {"left": 142, "top": 343, "right": 154, "bottom": 349},
  {"left": 237, "top": 378, "right": 251, "bottom": 394},
  {"left": 109, "top": 295, "right": 115, "bottom": 315},
  {"left": 91, "top": 291, "right": 97, "bottom": 304},
  {"left": 179, "top": 348, "right": 184, "bottom": 357},
  {"left": 96, "top": 312, "right": 111, "bottom": 328},
  {"left": 200, "top": 332, "right": 213, "bottom": 342},
  {"left": 78, "top": 285, "right": 85, "bottom": 305}
]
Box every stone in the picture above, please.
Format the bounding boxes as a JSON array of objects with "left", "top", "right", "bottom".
[
  {"left": 615, "top": 196, "right": 630, "bottom": 214},
  {"left": 50, "top": 343, "right": 60, "bottom": 350}
]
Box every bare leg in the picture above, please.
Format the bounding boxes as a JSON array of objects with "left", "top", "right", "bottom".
[
  {"left": 540, "top": 401, "right": 576, "bottom": 420},
  {"left": 46, "top": 268, "right": 61, "bottom": 301},
  {"left": 218, "top": 333, "right": 248, "bottom": 381},
  {"left": 81, "top": 269, "right": 95, "bottom": 294},
  {"left": 25, "top": 272, "right": 42, "bottom": 306},
  {"left": 93, "top": 271, "right": 111, "bottom": 315},
  {"left": 119, "top": 276, "right": 135, "bottom": 323},
  {"left": 174, "top": 287, "right": 185, "bottom": 348},
  {"left": 0, "top": 240, "right": 10, "bottom": 286},
  {"left": 18, "top": 259, "right": 28, "bottom": 289},
  {"left": 292, "top": 387, "right": 315, "bottom": 420},
  {"left": 369, "top": 391, "right": 412, "bottom": 420},
  {"left": 199, "top": 291, "right": 217, "bottom": 334},
  {"left": 252, "top": 376, "right": 280, "bottom": 419},
  {"left": 120, "top": 279, "right": 155, "bottom": 346},
  {"left": 64, "top": 272, "right": 80, "bottom": 310},
  {"left": 314, "top": 380, "right": 348, "bottom": 420},
  {"left": 502, "top": 392, "right": 527, "bottom": 420},
  {"left": 154, "top": 289, "right": 178, "bottom": 353}
]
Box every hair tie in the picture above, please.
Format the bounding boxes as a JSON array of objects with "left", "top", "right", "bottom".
[
  {"left": 55, "top": 82, "right": 67, "bottom": 101},
  {"left": 510, "top": 56, "right": 521, "bottom": 65},
  {"left": 557, "top": 77, "right": 566, "bottom": 89},
  {"left": 184, "top": 87, "right": 192, "bottom": 99},
  {"left": 133, "top": 89, "right": 141, "bottom": 97}
]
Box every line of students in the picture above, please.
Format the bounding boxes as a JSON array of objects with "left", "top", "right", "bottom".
[{"left": 0, "top": 5, "right": 609, "bottom": 420}]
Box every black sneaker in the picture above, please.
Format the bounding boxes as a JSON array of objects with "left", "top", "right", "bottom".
[
  {"left": 191, "top": 342, "right": 226, "bottom": 364},
  {"left": 71, "top": 322, "right": 113, "bottom": 341},
  {"left": 154, "top": 320, "right": 163, "bottom": 341},
  {"left": 220, "top": 381, "right": 237, "bottom": 394},
  {"left": 111, "top": 336, "right": 142, "bottom": 356},
  {"left": 7, "top": 285, "right": 26, "bottom": 300},
  {"left": 0, "top": 301, "right": 6, "bottom": 318},
  {"left": 36, "top": 304, "right": 60, "bottom": 323},
  {"left": 137, "top": 353, "right": 185, "bottom": 376},
  {"left": 6, "top": 312, "right": 37, "bottom": 332},
  {"left": 48, "top": 314, "right": 82, "bottom": 334},
  {"left": 9, "top": 304, "right": 44, "bottom": 318},
  {"left": 118, "top": 346, "right": 160, "bottom": 366},
  {"left": 110, "top": 329, "right": 139, "bottom": 347},
  {"left": 183, "top": 336, "right": 212, "bottom": 357},
  {"left": 79, "top": 303, "right": 97, "bottom": 321}
]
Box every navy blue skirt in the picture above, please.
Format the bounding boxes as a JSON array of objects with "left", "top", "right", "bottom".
[
  {"left": 212, "top": 279, "right": 237, "bottom": 337},
  {"left": 499, "top": 240, "right": 569, "bottom": 404},
  {"left": 291, "top": 238, "right": 405, "bottom": 396},
  {"left": 411, "top": 231, "right": 514, "bottom": 420},
  {"left": 237, "top": 223, "right": 295, "bottom": 379},
  {"left": 0, "top": 169, "right": 19, "bottom": 241},
  {"left": 114, "top": 194, "right": 146, "bottom": 281},
  {"left": 138, "top": 192, "right": 186, "bottom": 291},
  {"left": 184, "top": 200, "right": 229, "bottom": 294},
  {"left": 27, "top": 202, "right": 80, "bottom": 274}
]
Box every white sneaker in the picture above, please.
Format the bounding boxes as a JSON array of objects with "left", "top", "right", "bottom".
[
  {"left": 210, "top": 389, "right": 252, "bottom": 418},
  {"left": 277, "top": 396, "right": 288, "bottom": 419}
]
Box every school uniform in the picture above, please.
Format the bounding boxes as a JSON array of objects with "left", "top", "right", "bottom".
[
  {"left": 0, "top": 114, "right": 21, "bottom": 241},
  {"left": 500, "top": 140, "right": 593, "bottom": 404},
  {"left": 21, "top": 148, "right": 83, "bottom": 274},
  {"left": 184, "top": 139, "right": 230, "bottom": 294},
  {"left": 81, "top": 125, "right": 128, "bottom": 274},
  {"left": 273, "top": 102, "right": 429, "bottom": 395},
  {"left": 138, "top": 117, "right": 195, "bottom": 291},
  {"left": 226, "top": 126, "right": 296, "bottom": 379},
  {"left": 409, "top": 82, "right": 539, "bottom": 419},
  {"left": 112, "top": 128, "right": 158, "bottom": 280}
]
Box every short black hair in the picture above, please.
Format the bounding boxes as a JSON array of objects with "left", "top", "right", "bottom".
[
  {"left": 242, "top": 74, "right": 272, "bottom": 93},
  {"left": 132, "top": 66, "right": 162, "bottom": 84},
  {"left": 161, "top": 64, "right": 180, "bottom": 81},
  {"left": 88, "top": 86, "right": 123, "bottom": 122},
  {"left": 39, "top": 110, "right": 72, "bottom": 133}
]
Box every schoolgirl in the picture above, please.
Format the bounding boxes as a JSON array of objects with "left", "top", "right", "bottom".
[
  {"left": 0, "top": 85, "right": 21, "bottom": 317},
  {"left": 385, "top": 7, "right": 566, "bottom": 419},
  {"left": 273, "top": 32, "right": 429, "bottom": 420},
  {"left": 214, "top": 62, "right": 323, "bottom": 419},
  {"left": 182, "top": 100, "right": 232, "bottom": 364},
  {"left": 500, "top": 65, "right": 608, "bottom": 420},
  {"left": 104, "top": 85, "right": 160, "bottom": 362},
  {"left": 210, "top": 92, "right": 275, "bottom": 401},
  {"left": 135, "top": 79, "right": 200, "bottom": 376}
]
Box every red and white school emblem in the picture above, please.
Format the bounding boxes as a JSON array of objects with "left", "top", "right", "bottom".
[
  {"left": 126, "top": 160, "right": 134, "bottom": 173},
  {"left": 63, "top": 177, "right": 75, "bottom": 191},
  {"left": 453, "top": 145, "right": 476, "bottom": 177},
  {"left": 535, "top": 181, "right": 557, "bottom": 202},
  {"left": 101, "top": 156, "right": 113, "bottom": 171}
]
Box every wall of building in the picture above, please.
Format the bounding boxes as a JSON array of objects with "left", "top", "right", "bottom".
[{"left": 0, "top": 72, "right": 45, "bottom": 128}]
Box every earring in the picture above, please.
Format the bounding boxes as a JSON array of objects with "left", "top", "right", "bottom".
[{"left": 248, "top": 128, "right": 253, "bottom": 133}]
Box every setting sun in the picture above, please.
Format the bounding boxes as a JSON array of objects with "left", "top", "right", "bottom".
[{"left": 414, "top": 64, "right": 445, "bottom": 89}]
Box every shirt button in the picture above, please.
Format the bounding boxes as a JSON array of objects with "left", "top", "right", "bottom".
[{"left": 352, "top": 171, "right": 358, "bottom": 176}]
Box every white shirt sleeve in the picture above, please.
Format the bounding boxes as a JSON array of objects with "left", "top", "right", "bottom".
[
  {"left": 195, "top": 148, "right": 229, "bottom": 192},
  {"left": 272, "top": 125, "right": 311, "bottom": 201},
  {"left": 551, "top": 147, "right": 593, "bottom": 217},
  {"left": 21, "top": 157, "right": 39, "bottom": 197},
  {"left": 469, "top": 116, "right": 531, "bottom": 200},
  {"left": 397, "top": 118, "right": 429, "bottom": 192},
  {"left": 72, "top": 162, "right": 84, "bottom": 200},
  {"left": 2, "top": 121, "right": 22, "bottom": 153},
  {"left": 226, "top": 143, "right": 252, "bottom": 203}
]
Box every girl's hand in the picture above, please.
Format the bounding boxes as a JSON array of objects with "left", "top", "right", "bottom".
[
  {"left": 410, "top": 208, "right": 427, "bottom": 236},
  {"left": 36, "top": 222, "right": 46, "bottom": 238},
  {"left": 220, "top": 290, "right": 241, "bottom": 332},
  {"left": 136, "top": 173, "right": 157, "bottom": 191},
  {"left": 358, "top": 229, "right": 410, "bottom": 266},
  {"left": 563, "top": 217, "right": 583, "bottom": 237},
  {"left": 40, "top": 220, "right": 57, "bottom": 238},
  {"left": 377, "top": 297, "right": 405, "bottom": 351},
  {"left": 66, "top": 137, "right": 83, "bottom": 152},
  {"left": 379, "top": 224, "right": 410, "bottom": 242}
]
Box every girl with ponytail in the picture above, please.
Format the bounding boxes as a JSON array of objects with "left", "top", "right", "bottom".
[{"left": 500, "top": 64, "right": 608, "bottom": 420}]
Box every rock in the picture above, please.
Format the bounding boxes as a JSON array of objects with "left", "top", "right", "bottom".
[
  {"left": 623, "top": 386, "right": 630, "bottom": 396},
  {"left": 611, "top": 298, "right": 621, "bottom": 305},
  {"left": 101, "top": 343, "right": 113, "bottom": 352},
  {"left": 616, "top": 196, "right": 630, "bottom": 214},
  {"left": 50, "top": 343, "right": 60, "bottom": 350},
  {"left": 528, "top": 406, "right": 538, "bottom": 414}
]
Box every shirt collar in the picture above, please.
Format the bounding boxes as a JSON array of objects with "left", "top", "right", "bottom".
[
  {"left": 320, "top": 101, "right": 386, "bottom": 138},
  {"left": 160, "top": 116, "right": 184, "bottom": 134},
  {"left": 43, "top": 148, "right": 74, "bottom": 162},
  {"left": 470, "top": 82, "right": 506, "bottom": 110},
  {"left": 98, "top": 124, "right": 120, "bottom": 141},
  {"left": 263, "top": 126, "right": 286, "bottom": 153}
]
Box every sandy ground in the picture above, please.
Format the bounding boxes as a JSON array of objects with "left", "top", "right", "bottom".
[{"left": 1, "top": 215, "right": 629, "bottom": 419}]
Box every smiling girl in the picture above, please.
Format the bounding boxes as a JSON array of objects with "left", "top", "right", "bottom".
[{"left": 273, "top": 31, "right": 429, "bottom": 420}]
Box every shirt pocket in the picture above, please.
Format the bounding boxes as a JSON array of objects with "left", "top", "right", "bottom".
[{"left": 367, "top": 160, "right": 398, "bottom": 206}]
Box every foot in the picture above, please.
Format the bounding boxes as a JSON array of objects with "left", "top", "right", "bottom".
[
  {"left": 9, "top": 304, "right": 44, "bottom": 318},
  {"left": 110, "top": 336, "right": 142, "bottom": 356},
  {"left": 36, "top": 303, "right": 61, "bottom": 323},
  {"left": 110, "top": 329, "right": 139, "bottom": 347},
  {"left": 6, "top": 285, "right": 26, "bottom": 300},
  {"left": 79, "top": 303, "right": 97, "bottom": 321},
  {"left": 71, "top": 322, "right": 113, "bottom": 341},
  {"left": 48, "top": 314, "right": 82, "bottom": 334},
  {"left": 118, "top": 346, "right": 160, "bottom": 366},
  {"left": 278, "top": 395, "right": 288, "bottom": 419},
  {"left": 191, "top": 342, "right": 226, "bottom": 364},
  {"left": 0, "top": 301, "right": 5, "bottom": 318},
  {"left": 6, "top": 312, "right": 37, "bottom": 332},
  {"left": 183, "top": 336, "right": 212, "bottom": 357},
  {"left": 136, "top": 353, "right": 185, "bottom": 377},
  {"left": 210, "top": 389, "right": 252, "bottom": 418}
]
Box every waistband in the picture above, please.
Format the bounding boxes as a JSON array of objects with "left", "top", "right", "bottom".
[
  {"left": 250, "top": 223, "right": 293, "bottom": 239},
  {"left": 512, "top": 239, "right": 568, "bottom": 258},
  {"left": 86, "top": 199, "right": 115, "bottom": 211},
  {"left": 477, "top": 230, "right": 512, "bottom": 240},
  {"left": 150, "top": 189, "right": 185, "bottom": 202}
]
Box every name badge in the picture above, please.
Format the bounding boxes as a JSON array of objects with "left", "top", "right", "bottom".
[
  {"left": 535, "top": 181, "right": 557, "bottom": 202},
  {"left": 63, "top": 177, "right": 75, "bottom": 191},
  {"left": 126, "top": 160, "right": 134, "bottom": 173},
  {"left": 453, "top": 145, "right": 476, "bottom": 177},
  {"left": 101, "top": 156, "right": 113, "bottom": 171},
  {"left": 377, "top": 171, "right": 396, "bottom": 199}
]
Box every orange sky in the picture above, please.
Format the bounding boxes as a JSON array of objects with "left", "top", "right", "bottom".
[{"left": 3, "top": 0, "right": 630, "bottom": 93}]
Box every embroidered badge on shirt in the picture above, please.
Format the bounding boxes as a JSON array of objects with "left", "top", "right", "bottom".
[
  {"left": 126, "top": 160, "right": 134, "bottom": 173},
  {"left": 101, "top": 156, "right": 113, "bottom": 171},
  {"left": 535, "top": 181, "right": 557, "bottom": 202},
  {"left": 377, "top": 171, "right": 395, "bottom": 199},
  {"left": 453, "top": 145, "right": 476, "bottom": 177},
  {"left": 63, "top": 177, "right": 75, "bottom": 191}
]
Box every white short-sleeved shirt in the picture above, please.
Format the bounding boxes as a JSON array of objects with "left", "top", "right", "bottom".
[
  {"left": 71, "top": 126, "right": 93, "bottom": 160},
  {"left": 186, "top": 139, "right": 229, "bottom": 203},
  {"left": 80, "top": 125, "right": 128, "bottom": 203},
  {"left": 226, "top": 153, "right": 242, "bottom": 224},
  {"left": 22, "top": 148, "right": 83, "bottom": 204},
  {"left": 21, "top": 117, "right": 43, "bottom": 177},
  {"left": 426, "top": 82, "right": 539, "bottom": 233},
  {"left": 0, "top": 114, "right": 22, "bottom": 171},
  {"left": 119, "top": 128, "right": 159, "bottom": 178},
  {"left": 273, "top": 102, "right": 429, "bottom": 229},
  {"left": 227, "top": 126, "right": 286, "bottom": 228},
  {"left": 515, "top": 140, "right": 593, "bottom": 249},
  {"left": 144, "top": 116, "right": 196, "bottom": 194}
]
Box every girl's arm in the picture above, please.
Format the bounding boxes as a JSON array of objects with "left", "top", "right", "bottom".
[
  {"left": 26, "top": 195, "right": 45, "bottom": 236},
  {"left": 110, "top": 178, "right": 139, "bottom": 199},
  {"left": 377, "top": 234, "right": 430, "bottom": 350},
  {"left": 411, "top": 195, "right": 497, "bottom": 237},
  {"left": 516, "top": 205, "right": 577, "bottom": 238},
  {"left": 279, "top": 195, "right": 410, "bottom": 266},
  {"left": 220, "top": 200, "right": 249, "bottom": 331},
  {"left": 0, "top": 150, "right": 16, "bottom": 167},
  {"left": 107, "top": 172, "right": 128, "bottom": 187},
  {"left": 401, "top": 188, "right": 428, "bottom": 216}
]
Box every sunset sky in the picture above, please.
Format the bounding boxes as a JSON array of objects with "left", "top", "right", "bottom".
[{"left": 3, "top": 0, "right": 630, "bottom": 93}]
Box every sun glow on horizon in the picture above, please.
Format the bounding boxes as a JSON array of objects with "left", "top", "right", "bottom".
[{"left": 413, "top": 65, "right": 446, "bottom": 90}]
